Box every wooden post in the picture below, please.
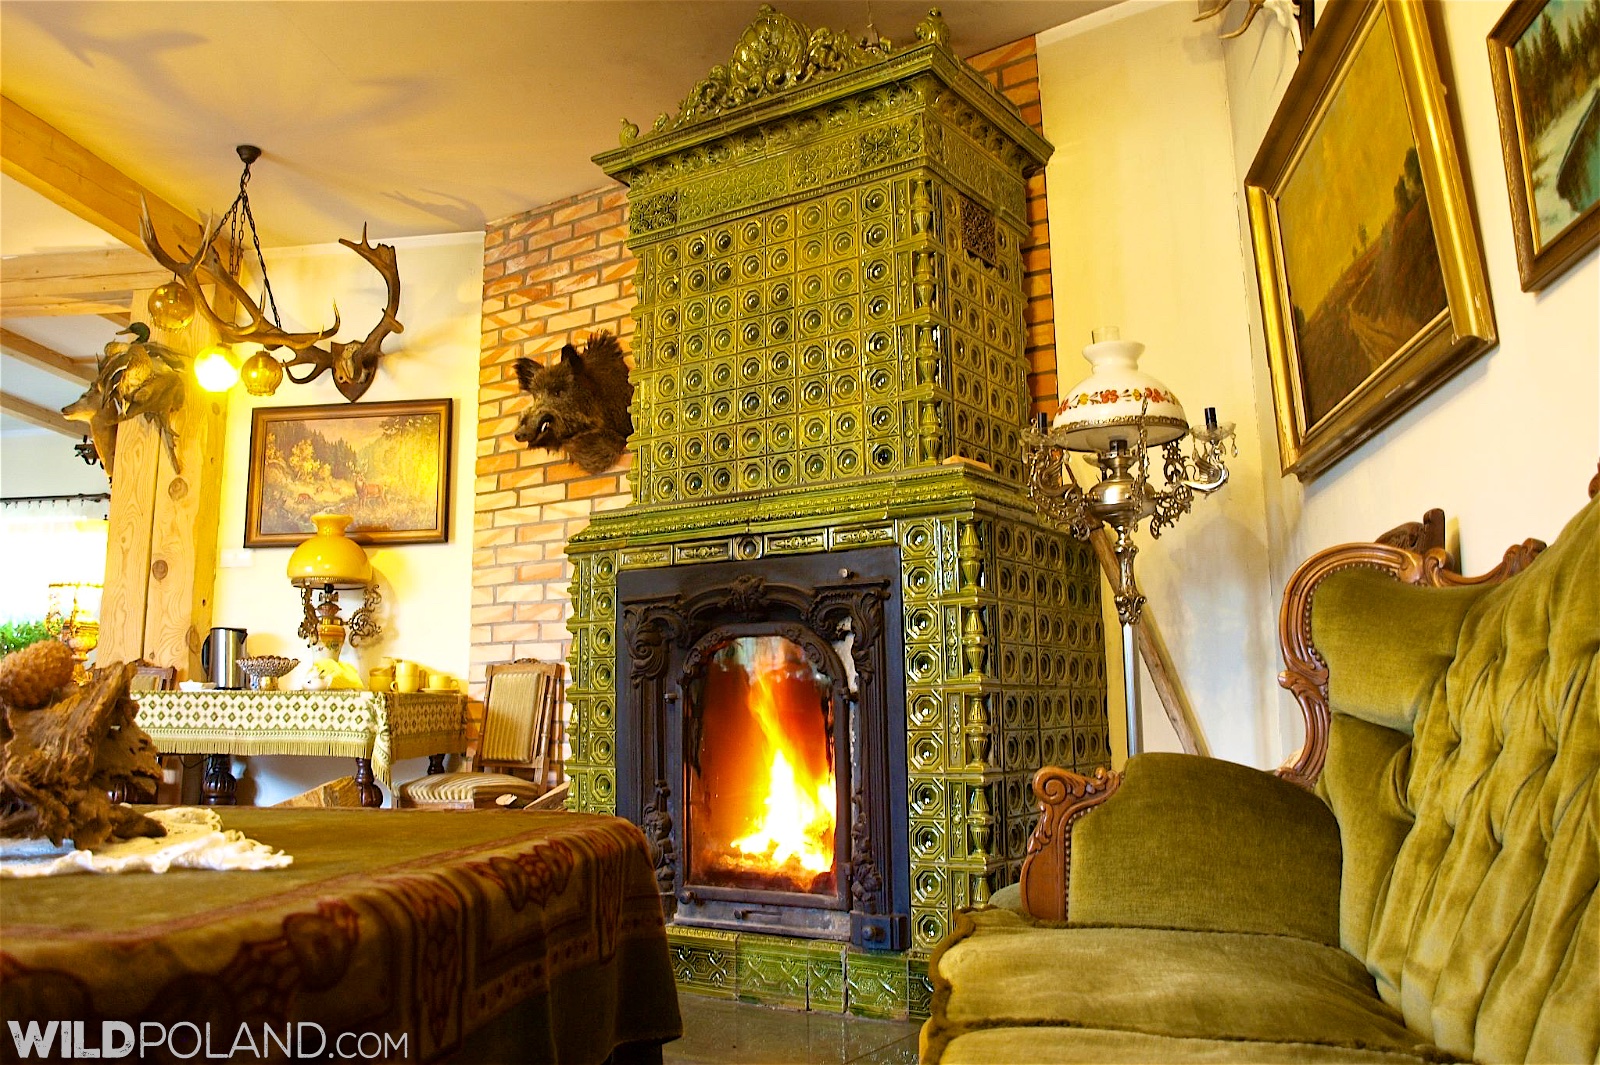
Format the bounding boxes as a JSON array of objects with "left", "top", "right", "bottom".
[{"left": 96, "top": 305, "right": 226, "bottom": 679}]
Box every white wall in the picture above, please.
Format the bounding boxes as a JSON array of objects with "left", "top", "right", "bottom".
[
  {"left": 1036, "top": 0, "right": 1599, "bottom": 770},
  {"left": 1221, "top": 0, "right": 1600, "bottom": 761},
  {"left": 209, "top": 231, "right": 484, "bottom": 804},
  {"left": 0, "top": 430, "right": 110, "bottom": 498},
  {"left": 1037, "top": 1, "right": 1281, "bottom": 766}
]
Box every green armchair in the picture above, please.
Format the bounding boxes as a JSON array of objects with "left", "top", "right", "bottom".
[{"left": 923, "top": 493, "right": 1597, "bottom": 1064}]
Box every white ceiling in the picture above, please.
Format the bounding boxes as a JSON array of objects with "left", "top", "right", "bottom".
[{"left": 0, "top": 0, "right": 1113, "bottom": 440}]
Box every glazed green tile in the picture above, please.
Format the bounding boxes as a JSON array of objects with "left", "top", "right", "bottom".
[
  {"left": 844, "top": 950, "right": 909, "bottom": 1020},
  {"left": 807, "top": 940, "right": 848, "bottom": 1013},
  {"left": 669, "top": 927, "right": 739, "bottom": 1000},
  {"left": 737, "top": 935, "right": 811, "bottom": 1009}
]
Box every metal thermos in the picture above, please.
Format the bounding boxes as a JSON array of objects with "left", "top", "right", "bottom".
[{"left": 201, "top": 627, "right": 248, "bottom": 689}]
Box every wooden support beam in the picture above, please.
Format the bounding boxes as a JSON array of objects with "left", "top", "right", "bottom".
[
  {"left": 2, "top": 249, "right": 169, "bottom": 299},
  {"left": 1089, "top": 527, "right": 1210, "bottom": 758},
  {"left": 1, "top": 96, "right": 202, "bottom": 253},
  {"left": 1, "top": 296, "right": 133, "bottom": 318},
  {"left": 0, "top": 327, "right": 94, "bottom": 384},
  {"left": 0, "top": 390, "right": 79, "bottom": 436},
  {"left": 101, "top": 311, "right": 132, "bottom": 329}
]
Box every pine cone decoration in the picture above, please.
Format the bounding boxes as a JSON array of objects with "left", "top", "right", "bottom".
[{"left": 0, "top": 639, "right": 76, "bottom": 710}]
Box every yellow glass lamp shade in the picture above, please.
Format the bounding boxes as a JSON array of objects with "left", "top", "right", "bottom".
[
  {"left": 240, "top": 349, "right": 285, "bottom": 396},
  {"left": 194, "top": 345, "right": 239, "bottom": 392},
  {"left": 147, "top": 281, "right": 195, "bottom": 331},
  {"left": 287, "top": 514, "right": 372, "bottom": 588}
]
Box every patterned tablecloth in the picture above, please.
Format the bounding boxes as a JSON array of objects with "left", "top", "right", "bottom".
[
  {"left": 0, "top": 809, "right": 683, "bottom": 1063},
  {"left": 134, "top": 690, "right": 467, "bottom": 788}
]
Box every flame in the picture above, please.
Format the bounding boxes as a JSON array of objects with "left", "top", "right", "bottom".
[
  {"left": 694, "top": 637, "right": 837, "bottom": 893},
  {"left": 729, "top": 660, "right": 837, "bottom": 878}
]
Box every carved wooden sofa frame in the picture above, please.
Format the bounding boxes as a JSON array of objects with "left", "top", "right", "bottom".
[{"left": 1017, "top": 517, "right": 1546, "bottom": 921}]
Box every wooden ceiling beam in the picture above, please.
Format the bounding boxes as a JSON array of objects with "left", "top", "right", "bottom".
[
  {"left": 0, "top": 390, "right": 79, "bottom": 437},
  {"left": 0, "top": 96, "right": 202, "bottom": 253},
  {"left": 101, "top": 311, "right": 132, "bottom": 329},
  {"left": 0, "top": 327, "right": 95, "bottom": 384},
  {"left": 1, "top": 296, "right": 132, "bottom": 318}
]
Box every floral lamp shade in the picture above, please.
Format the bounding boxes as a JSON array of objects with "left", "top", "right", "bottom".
[{"left": 1051, "top": 332, "right": 1189, "bottom": 452}]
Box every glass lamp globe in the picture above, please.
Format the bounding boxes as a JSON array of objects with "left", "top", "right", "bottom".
[
  {"left": 240, "top": 349, "right": 285, "bottom": 396},
  {"left": 194, "top": 345, "right": 239, "bottom": 392},
  {"left": 147, "top": 281, "right": 196, "bottom": 332}
]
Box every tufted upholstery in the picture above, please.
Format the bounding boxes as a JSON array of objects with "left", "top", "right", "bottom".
[
  {"left": 925, "top": 497, "right": 1597, "bottom": 1064},
  {"left": 1322, "top": 498, "right": 1597, "bottom": 1063}
]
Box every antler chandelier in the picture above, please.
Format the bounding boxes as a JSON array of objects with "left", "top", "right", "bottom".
[{"left": 141, "top": 145, "right": 403, "bottom": 402}]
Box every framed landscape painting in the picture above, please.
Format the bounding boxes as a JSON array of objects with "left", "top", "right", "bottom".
[
  {"left": 245, "top": 399, "right": 453, "bottom": 547},
  {"left": 1245, "top": 0, "right": 1496, "bottom": 480},
  {"left": 1489, "top": 0, "right": 1600, "bottom": 291}
]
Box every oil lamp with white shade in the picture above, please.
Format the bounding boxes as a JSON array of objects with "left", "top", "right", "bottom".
[{"left": 1023, "top": 329, "right": 1236, "bottom": 756}]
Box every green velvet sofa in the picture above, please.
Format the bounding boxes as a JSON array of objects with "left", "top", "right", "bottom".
[{"left": 922, "top": 494, "right": 1598, "bottom": 1064}]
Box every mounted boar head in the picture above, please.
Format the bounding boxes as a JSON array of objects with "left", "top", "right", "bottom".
[{"left": 513, "top": 331, "right": 634, "bottom": 474}]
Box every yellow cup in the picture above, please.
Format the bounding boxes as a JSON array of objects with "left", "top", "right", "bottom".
[
  {"left": 394, "top": 660, "right": 421, "bottom": 694},
  {"left": 368, "top": 667, "right": 395, "bottom": 691},
  {"left": 425, "top": 670, "right": 455, "bottom": 692}
]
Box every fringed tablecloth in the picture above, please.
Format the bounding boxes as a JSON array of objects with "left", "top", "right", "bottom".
[
  {"left": 134, "top": 690, "right": 467, "bottom": 788},
  {"left": 0, "top": 808, "right": 682, "bottom": 1064}
]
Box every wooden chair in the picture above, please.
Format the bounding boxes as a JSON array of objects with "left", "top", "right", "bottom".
[
  {"left": 130, "top": 663, "right": 177, "bottom": 692},
  {"left": 394, "top": 660, "right": 564, "bottom": 809}
]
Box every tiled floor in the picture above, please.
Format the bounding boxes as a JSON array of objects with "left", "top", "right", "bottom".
[{"left": 664, "top": 994, "right": 922, "bottom": 1064}]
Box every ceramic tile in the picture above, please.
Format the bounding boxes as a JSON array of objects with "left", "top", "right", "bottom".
[{"left": 665, "top": 993, "right": 921, "bottom": 1065}]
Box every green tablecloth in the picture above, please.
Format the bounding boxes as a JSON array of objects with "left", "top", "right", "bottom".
[{"left": 1, "top": 809, "right": 681, "bottom": 1063}]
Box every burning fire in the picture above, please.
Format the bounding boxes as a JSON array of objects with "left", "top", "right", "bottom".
[
  {"left": 696, "top": 637, "right": 836, "bottom": 893},
  {"left": 730, "top": 658, "right": 837, "bottom": 879}
]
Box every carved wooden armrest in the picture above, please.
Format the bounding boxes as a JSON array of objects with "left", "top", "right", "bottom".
[
  {"left": 1016, "top": 765, "right": 1120, "bottom": 922},
  {"left": 1274, "top": 534, "right": 1542, "bottom": 788}
]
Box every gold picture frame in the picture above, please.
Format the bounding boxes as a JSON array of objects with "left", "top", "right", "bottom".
[
  {"left": 245, "top": 399, "right": 453, "bottom": 548},
  {"left": 1245, "top": 0, "right": 1496, "bottom": 480},
  {"left": 1488, "top": 0, "right": 1600, "bottom": 292}
]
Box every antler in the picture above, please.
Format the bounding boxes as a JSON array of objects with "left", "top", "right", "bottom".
[
  {"left": 139, "top": 202, "right": 403, "bottom": 402},
  {"left": 1194, "top": 0, "right": 1271, "bottom": 39},
  {"left": 281, "top": 226, "right": 405, "bottom": 401}
]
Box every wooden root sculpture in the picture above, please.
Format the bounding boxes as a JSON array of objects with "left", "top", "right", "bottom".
[
  {"left": 0, "top": 643, "right": 164, "bottom": 849},
  {"left": 61, "top": 324, "right": 189, "bottom": 482}
]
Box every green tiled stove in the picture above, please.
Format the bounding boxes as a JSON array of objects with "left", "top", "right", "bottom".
[{"left": 566, "top": 6, "right": 1109, "bottom": 1019}]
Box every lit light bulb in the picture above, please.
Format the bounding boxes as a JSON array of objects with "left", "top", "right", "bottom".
[
  {"left": 194, "top": 345, "right": 239, "bottom": 392},
  {"left": 147, "top": 281, "right": 195, "bottom": 331}
]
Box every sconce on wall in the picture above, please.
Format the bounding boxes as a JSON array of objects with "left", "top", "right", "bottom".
[
  {"left": 141, "top": 145, "right": 406, "bottom": 402},
  {"left": 286, "top": 514, "right": 384, "bottom": 659}
]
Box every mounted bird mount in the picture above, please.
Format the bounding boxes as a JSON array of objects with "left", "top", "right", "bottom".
[{"left": 139, "top": 145, "right": 404, "bottom": 402}]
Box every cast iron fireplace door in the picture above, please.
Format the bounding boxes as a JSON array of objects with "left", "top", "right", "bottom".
[{"left": 616, "top": 546, "right": 909, "bottom": 950}]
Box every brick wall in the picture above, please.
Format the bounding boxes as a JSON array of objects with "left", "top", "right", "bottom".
[
  {"left": 966, "top": 36, "right": 1059, "bottom": 419},
  {"left": 472, "top": 187, "right": 635, "bottom": 692},
  {"left": 472, "top": 36, "right": 1060, "bottom": 692}
]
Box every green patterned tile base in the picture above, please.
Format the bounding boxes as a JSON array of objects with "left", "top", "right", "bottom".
[{"left": 667, "top": 928, "right": 930, "bottom": 1019}]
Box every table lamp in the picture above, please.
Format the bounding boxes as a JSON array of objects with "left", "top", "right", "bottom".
[
  {"left": 287, "top": 514, "right": 383, "bottom": 659},
  {"left": 45, "top": 582, "right": 102, "bottom": 681},
  {"left": 1023, "top": 329, "right": 1235, "bottom": 756}
]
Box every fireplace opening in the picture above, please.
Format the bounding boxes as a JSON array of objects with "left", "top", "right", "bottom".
[
  {"left": 617, "top": 547, "right": 910, "bottom": 950},
  {"left": 690, "top": 636, "right": 838, "bottom": 896}
]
